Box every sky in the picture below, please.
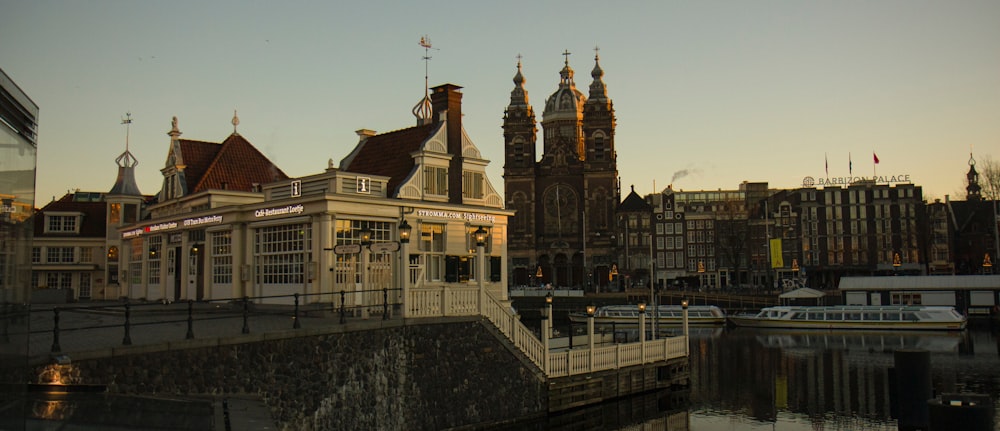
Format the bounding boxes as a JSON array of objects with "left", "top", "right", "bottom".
[{"left": 2, "top": 1, "right": 998, "bottom": 205}]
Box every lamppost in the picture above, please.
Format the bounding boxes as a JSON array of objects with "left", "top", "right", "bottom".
[
  {"left": 638, "top": 302, "right": 646, "bottom": 361},
  {"left": 681, "top": 299, "right": 689, "bottom": 355},
  {"left": 475, "top": 226, "right": 488, "bottom": 314},
  {"left": 398, "top": 219, "right": 411, "bottom": 317},
  {"left": 359, "top": 225, "right": 373, "bottom": 317},
  {"left": 543, "top": 292, "right": 552, "bottom": 375},
  {"left": 893, "top": 252, "right": 901, "bottom": 276},
  {"left": 586, "top": 304, "right": 596, "bottom": 371},
  {"left": 984, "top": 253, "right": 993, "bottom": 275}
]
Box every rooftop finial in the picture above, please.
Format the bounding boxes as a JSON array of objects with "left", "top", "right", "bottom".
[
  {"left": 115, "top": 112, "right": 139, "bottom": 170},
  {"left": 232, "top": 109, "right": 240, "bottom": 134},
  {"left": 562, "top": 49, "right": 571, "bottom": 66},
  {"left": 412, "top": 35, "right": 437, "bottom": 124},
  {"left": 121, "top": 112, "right": 133, "bottom": 153}
]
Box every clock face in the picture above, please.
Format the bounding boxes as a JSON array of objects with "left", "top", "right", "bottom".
[{"left": 544, "top": 184, "right": 577, "bottom": 218}]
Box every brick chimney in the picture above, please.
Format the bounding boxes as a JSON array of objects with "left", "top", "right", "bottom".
[{"left": 431, "top": 84, "right": 464, "bottom": 204}]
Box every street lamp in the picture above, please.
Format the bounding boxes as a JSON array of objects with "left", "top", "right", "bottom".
[
  {"left": 542, "top": 291, "right": 553, "bottom": 374},
  {"left": 586, "top": 304, "right": 596, "bottom": 370},
  {"left": 475, "top": 226, "right": 489, "bottom": 314},
  {"left": 984, "top": 253, "right": 993, "bottom": 274},
  {"left": 638, "top": 302, "right": 647, "bottom": 361},
  {"left": 681, "top": 299, "right": 689, "bottom": 355},
  {"left": 399, "top": 220, "right": 412, "bottom": 317},
  {"left": 359, "top": 225, "right": 373, "bottom": 246},
  {"left": 398, "top": 220, "right": 411, "bottom": 244},
  {"left": 893, "top": 252, "right": 901, "bottom": 276}
]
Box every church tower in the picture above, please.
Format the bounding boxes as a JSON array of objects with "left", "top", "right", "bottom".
[
  {"left": 966, "top": 152, "right": 982, "bottom": 202},
  {"left": 503, "top": 51, "right": 619, "bottom": 291}
]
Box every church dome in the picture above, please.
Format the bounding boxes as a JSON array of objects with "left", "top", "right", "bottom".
[{"left": 543, "top": 56, "right": 586, "bottom": 118}]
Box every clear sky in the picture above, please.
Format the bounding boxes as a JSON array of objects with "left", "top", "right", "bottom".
[{"left": 3, "top": 0, "right": 998, "bottom": 205}]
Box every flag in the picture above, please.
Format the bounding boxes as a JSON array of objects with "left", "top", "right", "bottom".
[
  {"left": 770, "top": 238, "right": 784, "bottom": 268},
  {"left": 824, "top": 153, "right": 828, "bottom": 176},
  {"left": 873, "top": 152, "right": 880, "bottom": 164},
  {"left": 849, "top": 153, "right": 853, "bottom": 175}
]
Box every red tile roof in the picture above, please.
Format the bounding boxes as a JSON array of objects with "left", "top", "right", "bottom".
[
  {"left": 341, "top": 124, "right": 437, "bottom": 195},
  {"left": 180, "top": 134, "right": 288, "bottom": 193}
]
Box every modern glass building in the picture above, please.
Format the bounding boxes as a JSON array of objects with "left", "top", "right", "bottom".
[{"left": 0, "top": 67, "right": 39, "bottom": 430}]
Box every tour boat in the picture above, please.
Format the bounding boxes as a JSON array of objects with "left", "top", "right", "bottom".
[
  {"left": 568, "top": 304, "right": 727, "bottom": 326},
  {"left": 728, "top": 305, "right": 967, "bottom": 331}
]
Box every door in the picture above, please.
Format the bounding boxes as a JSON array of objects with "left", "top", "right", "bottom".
[{"left": 169, "top": 247, "right": 181, "bottom": 301}]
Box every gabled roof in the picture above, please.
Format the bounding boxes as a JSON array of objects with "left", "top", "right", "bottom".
[
  {"left": 180, "top": 134, "right": 288, "bottom": 193},
  {"left": 618, "top": 186, "right": 652, "bottom": 212},
  {"left": 33, "top": 193, "right": 108, "bottom": 238},
  {"left": 340, "top": 124, "right": 437, "bottom": 196}
]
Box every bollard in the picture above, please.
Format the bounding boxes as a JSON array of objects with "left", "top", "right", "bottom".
[
  {"left": 893, "top": 349, "right": 931, "bottom": 431},
  {"left": 50, "top": 307, "right": 62, "bottom": 353},
  {"left": 122, "top": 300, "right": 133, "bottom": 346},
  {"left": 339, "top": 290, "right": 346, "bottom": 324},
  {"left": 382, "top": 288, "right": 388, "bottom": 320},
  {"left": 241, "top": 296, "right": 250, "bottom": 334},
  {"left": 186, "top": 300, "right": 195, "bottom": 339},
  {"left": 293, "top": 293, "right": 301, "bottom": 329}
]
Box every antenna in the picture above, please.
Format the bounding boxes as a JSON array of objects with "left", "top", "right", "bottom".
[{"left": 121, "top": 112, "right": 133, "bottom": 152}]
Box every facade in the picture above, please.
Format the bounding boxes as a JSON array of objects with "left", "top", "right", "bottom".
[
  {"left": 32, "top": 122, "right": 150, "bottom": 301},
  {"left": 115, "top": 84, "right": 510, "bottom": 306},
  {"left": 503, "top": 53, "right": 619, "bottom": 290},
  {"left": 649, "top": 181, "right": 929, "bottom": 293},
  {"left": 615, "top": 186, "right": 653, "bottom": 291},
  {"left": 944, "top": 154, "right": 998, "bottom": 275},
  {"left": 0, "top": 68, "right": 38, "bottom": 305}
]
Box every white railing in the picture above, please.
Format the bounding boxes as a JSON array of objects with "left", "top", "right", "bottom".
[{"left": 404, "top": 285, "right": 688, "bottom": 378}]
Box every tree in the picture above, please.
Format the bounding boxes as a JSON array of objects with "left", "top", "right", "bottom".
[{"left": 978, "top": 154, "right": 1000, "bottom": 201}]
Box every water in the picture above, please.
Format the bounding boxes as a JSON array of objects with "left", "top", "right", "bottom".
[{"left": 516, "top": 324, "right": 1000, "bottom": 430}]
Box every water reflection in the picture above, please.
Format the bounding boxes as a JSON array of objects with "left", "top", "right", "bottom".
[
  {"left": 688, "top": 326, "right": 999, "bottom": 431},
  {"left": 507, "top": 326, "right": 998, "bottom": 430}
]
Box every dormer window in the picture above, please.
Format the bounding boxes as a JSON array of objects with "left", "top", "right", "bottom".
[
  {"left": 424, "top": 166, "right": 448, "bottom": 196},
  {"left": 45, "top": 214, "right": 80, "bottom": 233}
]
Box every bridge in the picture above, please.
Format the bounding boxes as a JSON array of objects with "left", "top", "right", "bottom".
[{"left": 5, "top": 285, "right": 691, "bottom": 429}]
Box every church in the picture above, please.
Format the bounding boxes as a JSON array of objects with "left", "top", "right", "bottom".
[{"left": 503, "top": 51, "right": 620, "bottom": 290}]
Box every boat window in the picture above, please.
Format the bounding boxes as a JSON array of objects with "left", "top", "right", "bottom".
[
  {"left": 828, "top": 312, "right": 842, "bottom": 320},
  {"left": 883, "top": 312, "right": 900, "bottom": 321},
  {"left": 807, "top": 312, "right": 823, "bottom": 320},
  {"left": 864, "top": 312, "right": 880, "bottom": 321},
  {"left": 844, "top": 312, "right": 860, "bottom": 321},
  {"left": 791, "top": 312, "right": 806, "bottom": 320},
  {"left": 903, "top": 312, "right": 918, "bottom": 321}
]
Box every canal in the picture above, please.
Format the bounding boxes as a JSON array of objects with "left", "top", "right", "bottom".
[{"left": 499, "top": 322, "right": 1000, "bottom": 430}]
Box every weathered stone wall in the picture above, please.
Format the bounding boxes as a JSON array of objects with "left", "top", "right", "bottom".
[{"left": 34, "top": 320, "right": 547, "bottom": 430}]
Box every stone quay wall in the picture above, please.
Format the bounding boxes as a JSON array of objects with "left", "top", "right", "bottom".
[{"left": 29, "top": 319, "right": 548, "bottom": 430}]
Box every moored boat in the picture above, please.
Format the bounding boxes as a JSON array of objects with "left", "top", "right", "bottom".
[
  {"left": 568, "top": 304, "right": 726, "bottom": 325},
  {"left": 728, "top": 305, "right": 967, "bottom": 331}
]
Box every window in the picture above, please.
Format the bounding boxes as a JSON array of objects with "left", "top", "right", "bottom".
[
  {"left": 46, "top": 215, "right": 78, "bottom": 233},
  {"left": 32, "top": 247, "right": 41, "bottom": 264},
  {"left": 109, "top": 203, "right": 121, "bottom": 224},
  {"left": 148, "top": 236, "right": 162, "bottom": 285},
  {"left": 255, "top": 224, "right": 311, "bottom": 285},
  {"left": 211, "top": 231, "right": 233, "bottom": 284},
  {"left": 462, "top": 171, "right": 484, "bottom": 199},
  {"left": 46, "top": 272, "right": 72, "bottom": 289},
  {"left": 420, "top": 223, "right": 445, "bottom": 282},
  {"left": 593, "top": 135, "right": 605, "bottom": 160},
  {"left": 424, "top": 166, "right": 448, "bottom": 196},
  {"left": 78, "top": 273, "right": 92, "bottom": 299},
  {"left": 79, "top": 247, "right": 92, "bottom": 263},
  {"left": 129, "top": 238, "right": 143, "bottom": 285},
  {"left": 46, "top": 247, "right": 74, "bottom": 263}
]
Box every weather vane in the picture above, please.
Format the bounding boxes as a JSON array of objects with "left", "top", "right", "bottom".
[{"left": 121, "top": 112, "right": 133, "bottom": 152}]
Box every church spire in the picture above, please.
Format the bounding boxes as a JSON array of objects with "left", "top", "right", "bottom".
[
  {"left": 967, "top": 152, "right": 982, "bottom": 201},
  {"left": 588, "top": 47, "right": 608, "bottom": 101},
  {"left": 109, "top": 112, "right": 142, "bottom": 196},
  {"left": 508, "top": 54, "right": 530, "bottom": 108}
]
